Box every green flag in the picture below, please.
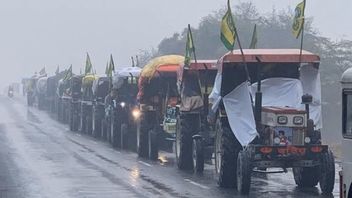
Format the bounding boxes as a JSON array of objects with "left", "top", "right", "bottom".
[
  {"left": 292, "top": 0, "right": 306, "bottom": 39},
  {"left": 220, "top": 0, "right": 236, "bottom": 51},
  {"left": 39, "top": 67, "right": 46, "bottom": 76},
  {"left": 63, "top": 65, "right": 72, "bottom": 81},
  {"left": 184, "top": 24, "right": 196, "bottom": 66},
  {"left": 249, "top": 24, "right": 258, "bottom": 49},
  {"left": 85, "top": 53, "right": 93, "bottom": 75},
  {"left": 106, "top": 55, "right": 115, "bottom": 77},
  {"left": 105, "top": 62, "right": 109, "bottom": 76}
]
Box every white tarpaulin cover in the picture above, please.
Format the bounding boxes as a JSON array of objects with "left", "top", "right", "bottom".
[
  {"left": 112, "top": 67, "right": 141, "bottom": 89},
  {"left": 209, "top": 72, "right": 222, "bottom": 112},
  {"left": 300, "top": 65, "right": 322, "bottom": 129},
  {"left": 223, "top": 82, "right": 258, "bottom": 146},
  {"left": 251, "top": 78, "right": 303, "bottom": 109},
  {"left": 36, "top": 77, "right": 48, "bottom": 94}
]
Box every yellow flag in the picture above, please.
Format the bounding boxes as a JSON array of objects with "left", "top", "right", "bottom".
[
  {"left": 292, "top": 0, "right": 306, "bottom": 39},
  {"left": 220, "top": 0, "right": 236, "bottom": 51}
]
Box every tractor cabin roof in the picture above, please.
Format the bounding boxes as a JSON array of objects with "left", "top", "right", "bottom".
[
  {"left": 221, "top": 49, "right": 320, "bottom": 64},
  {"left": 182, "top": 60, "right": 218, "bottom": 70}
]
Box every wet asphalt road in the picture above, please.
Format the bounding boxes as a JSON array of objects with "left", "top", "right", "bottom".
[{"left": 0, "top": 95, "right": 340, "bottom": 198}]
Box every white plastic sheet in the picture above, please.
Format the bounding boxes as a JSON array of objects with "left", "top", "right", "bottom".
[
  {"left": 251, "top": 78, "right": 303, "bottom": 109},
  {"left": 223, "top": 82, "right": 258, "bottom": 146},
  {"left": 300, "top": 64, "right": 322, "bottom": 129},
  {"left": 112, "top": 67, "right": 141, "bottom": 89}
]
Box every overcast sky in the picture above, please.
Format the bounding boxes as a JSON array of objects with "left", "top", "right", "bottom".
[{"left": 0, "top": 0, "right": 351, "bottom": 88}]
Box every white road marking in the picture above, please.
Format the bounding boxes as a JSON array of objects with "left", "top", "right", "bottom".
[
  {"left": 184, "top": 179, "right": 210, "bottom": 189},
  {"left": 75, "top": 134, "right": 81, "bottom": 137},
  {"left": 138, "top": 161, "right": 152, "bottom": 167}
]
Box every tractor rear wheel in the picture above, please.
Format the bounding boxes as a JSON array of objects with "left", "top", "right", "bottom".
[
  {"left": 137, "top": 113, "right": 149, "bottom": 158},
  {"left": 215, "top": 119, "right": 241, "bottom": 188},
  {"left": 176, "top": 114, "right": 194, "bottom": 170},
  {"left": 293, "top": 166, "right": 320, "bottom": 187},
  {"left": 193, "top": 138, "right": 204, "bottom": 173}
]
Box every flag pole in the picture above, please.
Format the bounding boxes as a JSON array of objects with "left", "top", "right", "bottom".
[
  {"left": 188, "top": 24, "right": 197, "bottom": 64},
  {"left": 299, "top": 0, "right": 306, "bottom": 64},
  {"left": 232, "top": 24, "right": 250, "bottom": 82}
]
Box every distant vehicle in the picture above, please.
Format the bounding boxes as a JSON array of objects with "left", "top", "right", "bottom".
[
  {"left": 212, "top": 49, "right": 334, "bottom": 195},
  {"left": 340, "top": 67, "right": 352, "bottom": 198},
  {"left": 8, "top": 86, "right": 14, "bottom": 98}
]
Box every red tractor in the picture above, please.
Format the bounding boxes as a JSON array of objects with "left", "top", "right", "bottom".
[
  {"left": 212, "top": 49, "right": 335, "bottom": 194},
  {"left": 175, "top": 60, "right": 218, "bottom": 173}
]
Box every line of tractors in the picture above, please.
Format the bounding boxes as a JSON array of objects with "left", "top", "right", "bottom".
[{"left": 22, "top": 49, "right": 335, "bottom": 195}]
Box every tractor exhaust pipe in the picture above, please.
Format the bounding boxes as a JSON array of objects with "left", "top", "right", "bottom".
[{"left": 255, "top": 57, "right": 262, "bottom": 131}]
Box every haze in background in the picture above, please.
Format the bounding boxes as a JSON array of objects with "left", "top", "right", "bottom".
[{"left": 0, "top": 0, "right": 350, "bottom": 88}]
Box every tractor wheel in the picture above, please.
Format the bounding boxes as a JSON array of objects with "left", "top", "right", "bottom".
[
  {"left": 120, "top": 123, "right": 128, "bottom": 149},
  {"left": 111, "top": 116, "right": 121, "bottom": 148},
  {"left": 193, "top": 138, "right": 204, "bottom": 174},
  {"left": 137, "top": 114, "right": 149, "bottom": 158},
  {"left": 215, "top": 119, "right": 241, "bottom": 188},
  {"left": 320, "top": 149, "right": 335, "bottom": 194},
  {"left": 81, "top": 113, "right": 87, "bottom": 134},
  {"left": 237, "top": 150, "right": 252, "bottom": 195},
  {"left": 293, "top": 166, "right": 320, "bottom": 187},
  {"left": 175, "top": 115, "right": 194, "bottom": 170},
  {"left": 148, "top": 129, "right": 158, "bottom": 161}
]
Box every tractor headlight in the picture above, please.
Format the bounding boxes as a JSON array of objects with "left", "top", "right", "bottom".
[
  {"left": 274, "top": 137, "right": 280, "bottom": 145},
  {"left": 120, "top": 102, "right": 126, "bottom": 108},
  {"left": 132, "top": 109, "right": 141, "bottom": 119},
  {"left": 304, "top": 137, "right": 311, "bottom": 144},
  {"left": 293, "top": 116, "right": 304, "bottom": 125},
  {"left": 277, "top": 116, "right": 288, "bottom": 124}
]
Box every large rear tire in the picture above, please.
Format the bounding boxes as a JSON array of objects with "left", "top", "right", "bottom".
[
  {"left": 319, "top": 149, "right": 335, "bottom": 194},
  {"left": 215, "top": 119, "right": 241, "bottom": 188},
  {"left": 193, "top": 138, "right": 204, "bottom": 174},
  {"left": 176, "top": 114, "right": 194, "bottom": 170},
  {"left": 237, "top": 150, "right": 252, "bottom": 195}
]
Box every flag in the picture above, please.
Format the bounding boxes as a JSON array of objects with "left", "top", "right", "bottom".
[
  {"left": 249, "top": 24, "right": 257, "bottom": 49},
  {"left": 85, "top": 53, "right": 93, "bottom": 75},
  {"left": 55, "top": 65, "right": 60, "bottom": 74},
  {"left": 220, "top": 0, "right": 236, "bottom": 51},
  {"left": 184, "top": 24, "right": 196, "bottom": 66},
  {"left": 39, "top": 67, "right": 46, "bottom": 75},
  {"left": 106, "top": 55, "right": 115, "bottom": 77},
  {"left": 63, "top": 65, "right": 72, "bottom": 81},
  {"left": 292, "top": 0, "right": 306, "bottom": 39},
  {"left": 105, "top": 62, "right": 109, "bottom": 76}
]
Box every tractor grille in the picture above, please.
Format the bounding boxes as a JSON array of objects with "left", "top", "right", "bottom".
[{"left": 292, "top": 129, "right": 304, "bottom": 145}]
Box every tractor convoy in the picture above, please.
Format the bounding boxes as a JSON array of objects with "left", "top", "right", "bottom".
[{"left": 22, "top": 49, "right": 335, "bottom": 195}]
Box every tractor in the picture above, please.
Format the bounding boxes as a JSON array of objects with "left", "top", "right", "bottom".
[
  {"left": 92, "top": 76, "right": 110, "bottom": 138},
  {"left": 109, "top": 66, "right": 141, "bottom": 150},
  {"left": 175, "top": 60, "right": 218, "bottom": 173},
  {"left": 137, "top": 55, "right": 184, "bottom": 160},
  {"left": 211, "top": 49, "right": 335, "bottom": 194},
  {"left": 80, "top": 74, "right": 99, "bottom": 135},
  {"left": 69, "top": 75, "right": 83, "bottom": 132}
]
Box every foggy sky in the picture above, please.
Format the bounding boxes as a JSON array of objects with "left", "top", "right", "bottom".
[{"left": 0, "top": 0, "right": 351, "bottom": 89}]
